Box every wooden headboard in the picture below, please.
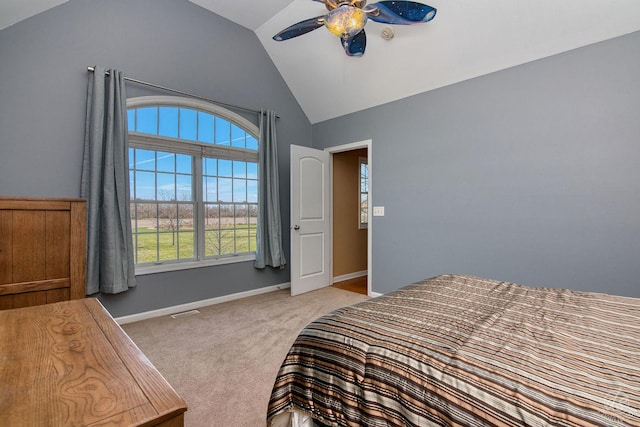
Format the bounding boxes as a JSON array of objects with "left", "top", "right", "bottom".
[{"left": 0, "top": 197, "right": 86, "bottom": 309}]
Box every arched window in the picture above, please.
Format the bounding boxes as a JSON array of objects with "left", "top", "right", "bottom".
[{"left": 127, "top": 96, "right": 259, "bottom": 273}]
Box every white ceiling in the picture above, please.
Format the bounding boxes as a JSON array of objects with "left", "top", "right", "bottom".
[{"left": 3, "top": 1, "right": 640, "bottom": 124}]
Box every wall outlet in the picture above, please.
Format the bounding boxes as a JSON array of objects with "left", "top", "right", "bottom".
[{"left": 373, "top": 206, "right": 385, "bottom": 216}]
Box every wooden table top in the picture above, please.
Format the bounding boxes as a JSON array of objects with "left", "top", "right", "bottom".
[{"left": 0, "top": 298, "right": 187, "bottom": 426}]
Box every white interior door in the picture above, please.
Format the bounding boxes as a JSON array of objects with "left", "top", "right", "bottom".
[{"left": 290, "top": 145, "right": 331, "bottom": 296}]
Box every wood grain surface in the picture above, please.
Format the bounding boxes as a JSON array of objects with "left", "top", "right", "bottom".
[
  {"left": 0, "top": 299, "right": 187, "bottom": 426},
  {"left": 0, "top": 198, "right": 86, "bottom": 309}
]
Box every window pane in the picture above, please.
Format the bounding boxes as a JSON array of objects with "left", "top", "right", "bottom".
[
  {"left": 249, "top": 204, "right": 258, "bottom": 252},
  {"left": 135, "top": 149, "right": 156, "bottom": 171},
  {"left": 136, "top": 203, "right": 157, "bottom": 230},
  {"left": 246, "top": 135, "right": 258, "bottom": 151},
  {"left": 361, "top": 162, "right": 369, "bottom": 192},
  {"left": 158, "top": 231, "right": 177, "bottom": 261},
  {"left": 361, "top": 194, "right": 368, "bottom": 224},
  {"left": 231, "top": 125, "right": 245, "bottom": 148},
  {"left": 205, "top": 230, "right": 221, "bottom": 256},
  {"left": 157, "top": 173, "right": 175, "bottom": 200},
  {"left": 136, "top": 107, "right": 158, "bottom": 134},
  {"left": 203, "top": 157, "right": 216, "bottom": 176},
  {"left": 129, "top": 170, "right": 134, "bottom": 198},
  {"left": 176, "top": 154, "right": 192, "bottom": 174},
  {"left": 233, "top": 179, "right": 246, "bottom": 202},
  {"left": 218, "top": 178, "right": 233, "bottom": 202},
  {"left": 220, "top": 204, "right": 234, "bottom": 223},
  {"left": 130, "top": 203, "right": 138, "bottom": 264},
  {"left": 236, "top": 204, "right": 248, "bottom": 225},
  {"left": 178, "top": 231, "right": 195, "bottom": 259},
  {"left": 203, "top": 177, "right": 217, "bottom": 202},
  {"left": 215, "top": 117, "right": 231, "bottom": 145},
  {"left": 247, "top": 180, "right": 258, "bottom": 203},
  {"left": 204, "top": 203, "right": 221, "bottom": 256},
  {"left": 178, "top": 204, "right": 195, "bottom": 259},
  {"left": 236, "top": 203, "right": 249, "bottom": 253},
  {"left": 178, "top": 204, "right": 194, "bottom": 231},
  {"left": 158, "top": 203, "right": 178, "bottom": 229},
  {"left": 159, "top": 107, "right": 179, "bottom": 138},
  {"left": 359, "top": 158, "right": 369, "bottom": 227},
  {"left": 248, "top": 204, "right": 258, "bottom": 226},
  {"left": 157, "top": 151, "right": 175, "bottom": 173},
  {"left": 198, "top": 112, "right": 214, "bottom": 143},
  {"left": 220, "top": 229, "right": 235, "bottom": 255},
  {"left": 158, "top": 203, "right": 181, "bottom": 261},
  {"left": 135, "top": 203, "right": 158, "bottom": 263},
  {"left": 246, "top": 162, "right": 258, "bottom": 179},
  {"left": 235, "top": 234, "right": 249, "bottom": 254},
  {"left": 135, "top": 171, "right": 156, "bottom": 200},
  {"left": 176, "top": 174, "right": 192, "bottom": 201},
  {"left": 204, "top": 204, "right": 220, "bottom": 230},
  {"left": 179, "top": 108, "right": 197, "bottom": 141},
  {"left": 218, "top": 159, "right": 232, "bottom": 177},
  {"left": 128, "top": 148, "right": 135, "bottom": 169},
  {"left": 137, "top": 232, "right": 158, "bottom": 263},
  {"left": 127, "top": 110, "right": 136, "bottom": 132},
  {"left": 233, "top": 161, "right": 246, "bottom": 178}
]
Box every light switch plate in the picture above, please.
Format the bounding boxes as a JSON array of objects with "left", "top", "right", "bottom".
[{"left": 373, "top": 206, "right": 385, "bottom": 216}]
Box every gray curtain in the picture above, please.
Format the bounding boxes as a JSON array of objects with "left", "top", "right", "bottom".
[
  {"left": 255, "top": 110, "right": 286, "bottom": 269},
  {"left": 80, "top": 66, "right": 136, "bottom": 294}
]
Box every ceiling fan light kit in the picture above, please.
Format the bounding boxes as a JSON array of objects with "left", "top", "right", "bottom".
[{"left": 273, "top": 0, "right": 436, "bottom": 56}]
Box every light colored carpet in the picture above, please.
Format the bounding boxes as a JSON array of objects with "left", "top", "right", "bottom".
[{"left": 122, "top": 286, "right": 369, "bottom": 427}]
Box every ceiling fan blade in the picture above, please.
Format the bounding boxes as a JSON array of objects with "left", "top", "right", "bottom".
[
  {"left": 341, "top": 29, "right": 366, "bottom": 57},
  {"left": 273, "top": 16, "right": 325, "bottom": 41},
  {"left": 364, "top": 1, "right": 436, "bottom": 24}
]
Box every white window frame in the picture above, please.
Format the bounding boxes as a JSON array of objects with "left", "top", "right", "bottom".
[{"left": 127, "top": 96, "right": 260, "bottom": 275}]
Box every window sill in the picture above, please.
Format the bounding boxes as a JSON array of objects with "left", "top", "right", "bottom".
[{"left": 134, "top": 254, "right": 256, "bottom": 276}]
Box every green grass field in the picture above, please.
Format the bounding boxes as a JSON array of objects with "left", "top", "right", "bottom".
[{"left": 133, "top": 226, "right": 256, "bottom": 263}]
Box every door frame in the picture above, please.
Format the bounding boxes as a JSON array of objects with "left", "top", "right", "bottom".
[{"left": 325, "top": 139, "right": 372, "bottom": 296}]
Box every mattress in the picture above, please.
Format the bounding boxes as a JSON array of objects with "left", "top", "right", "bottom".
[{"left": 267, "top": 274, "right": 640, "bottom": 426}]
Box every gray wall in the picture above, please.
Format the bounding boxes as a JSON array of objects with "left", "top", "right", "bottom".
[
  {"left": 313, "top": 31, "right": 640, "bottom": 297},
  {"left": 0, "top": 0, "right": 311, "bottom": 316}
]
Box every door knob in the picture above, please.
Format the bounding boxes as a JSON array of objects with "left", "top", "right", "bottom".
[{"left": 293, "top": 225, "right": 300, "bottom": 230}]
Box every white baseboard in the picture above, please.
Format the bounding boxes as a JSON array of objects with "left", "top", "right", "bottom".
[
  {"left": 114, "top": 282, "right": 291, "bottom": 325},
  {"left": 333, "top": 270, "right": 367, "bottom": 284},
  {"left": 370, "top": 291, "right": 383, "bottom": 297}
]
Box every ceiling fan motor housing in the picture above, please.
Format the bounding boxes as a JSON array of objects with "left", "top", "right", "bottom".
[{"left": 324, "top": 0, "right": 367, "bottom": 10}]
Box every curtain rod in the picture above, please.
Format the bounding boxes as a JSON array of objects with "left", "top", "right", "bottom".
[{"left": 87, "top": 66, "right": 279, "bottom": 118}]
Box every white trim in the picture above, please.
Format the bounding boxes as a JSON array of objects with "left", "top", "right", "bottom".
[
  {"left": 333, "top": 270, "right": 367, "bottom": 284},
  {"left": 325, "top": 140, "right": 371, "bottom": 154},
  {"left": 135, "top": 254, "right": 256, "bottom": 276},
  {"left": 370, "top": 291, "right": 383, "bottom": 298},
  {"left": 114, "top": 282, "right": 291, "bottom": 325},
  {"left": 325, "top": 139, "right": 373, "bottom": 297}
]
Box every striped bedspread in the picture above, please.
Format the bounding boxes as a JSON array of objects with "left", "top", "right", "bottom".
[{"left": 267, "top": 274, "right": 640, "bottom": 426}]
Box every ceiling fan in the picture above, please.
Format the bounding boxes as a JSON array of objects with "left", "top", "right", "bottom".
[{"left": 272, "top": 0, "right": 437, "bottom": 57}]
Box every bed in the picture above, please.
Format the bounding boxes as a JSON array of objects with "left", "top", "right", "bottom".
[{"left": 267, "top": 274, "right": 640, "bottom": 426}]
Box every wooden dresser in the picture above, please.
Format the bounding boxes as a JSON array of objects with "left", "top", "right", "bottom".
[
  {"left": 0, "top": 197, "right": 86, "bottom": 309},
  {"left": 0, "top": 298, "right": 187, "bottom": 426}
]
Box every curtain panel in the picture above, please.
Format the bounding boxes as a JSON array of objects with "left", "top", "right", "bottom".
[
  {"left": 80, "top": 66, "right": 136, "bottom": 294},
  {"left": 255, "top": 110, "right": 286, "bottom": 269}
]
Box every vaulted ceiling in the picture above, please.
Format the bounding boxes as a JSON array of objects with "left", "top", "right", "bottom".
[{"left": 2, "top": 0, "right": 640, "bottom": 123}]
